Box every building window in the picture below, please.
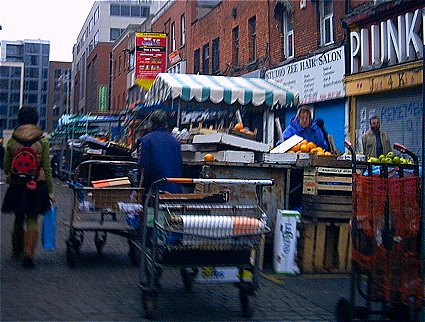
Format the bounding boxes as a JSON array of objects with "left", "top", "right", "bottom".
[
  {"left": 131, "top": 5, "right": 140, "bottom": 17},
  {"left": 171, "top": 22, "right": 176, "bottom": 51},
  {"left": 111, "top": 4, "right": 120, "bottom": 15},
  {"left": 141, "top": 6, "right": 150, "bottom": 17},
  {"left": 89, "top": 17, "right": 94, "bottom": 33},
  {"left": 320, "top": 0, "right": 334, "bottom": 46},
  {"left": 232, "top": 27, "right": 239, "bottom": 66},
  {"left": 212, "top": 37, "right": 220, "bottom": 74},
  {"left": 283, "top": 11, "right": 294, "bottom": 59},
  {"left": 181, "top": 14, "right": 186, "bottom": 46},
  {"left": 202, "top": 43, "right": 209, "bottom": 75},
  {"left": 94, "top": 31, "right": 99, "bottom": 46},
  {"left": 248, "top": 16, "right": 257, "bottom": 62},
  {"left": 110, "top": 28, "right": 121, "bottom": 41},
  {"left": 94, "top": 6, "right": 99, "bottom": 23},
  {"left": 194, "top": 49, "right": 200, "bottom": 74},
  {"left": 121, "top": 4, "right": 130, "bottom": 16},
  {"left": 54, "top": 68, "right": 62, "bottom": 78}
]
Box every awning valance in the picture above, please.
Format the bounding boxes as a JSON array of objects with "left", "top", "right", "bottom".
[{"left": 143, "top": 73, "right": 298, "bottom": 109}]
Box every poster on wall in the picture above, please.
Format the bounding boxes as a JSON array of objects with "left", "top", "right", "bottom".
[{"left": 135, "top": 32, "right": 167, "bottom": 90}]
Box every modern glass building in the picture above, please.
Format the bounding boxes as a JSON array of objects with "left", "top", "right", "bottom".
[{"left": 0, "top": 39, "right": 50, "bottom": 131}]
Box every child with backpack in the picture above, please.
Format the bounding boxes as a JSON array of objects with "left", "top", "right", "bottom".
[{"left": 1, "top": 106, "right": 55, "bottom": 269}]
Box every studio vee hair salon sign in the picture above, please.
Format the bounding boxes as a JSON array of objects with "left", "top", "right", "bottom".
[
  {"left": 350, "top": 7, "right": 425, "bottom": 74},
  {"left": 265, "top": 46, "right": 345, "bottom": 105}
]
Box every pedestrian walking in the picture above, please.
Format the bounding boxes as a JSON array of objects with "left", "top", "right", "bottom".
[
  {"left": 138, "top": 109, "right": 183, "bottom": 194},
  {"left": 1, "top": 106, "right": 55, "bottom": 268}
]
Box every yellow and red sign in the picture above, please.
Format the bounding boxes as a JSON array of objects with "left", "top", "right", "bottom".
[{"left": 135, "top": 32, "right": 167, "bottom": 90}]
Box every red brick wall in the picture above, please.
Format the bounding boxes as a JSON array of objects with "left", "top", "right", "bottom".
[
  {"left": 85, "top": 42, "right": 113, "bottom": 114},
  {"left": 111, "top": 36, "right": 130, "bottom": 114},
  {"left": 151, "top": 0, "right": 192, "bottom": 72}
]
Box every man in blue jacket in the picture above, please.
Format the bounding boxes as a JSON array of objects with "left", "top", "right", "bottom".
[
  {"left": 282, "top": 105, "right": 329, "bottom": 150},
  {"left": 138, "top": 110, "right": 182, "bottom": 193}
]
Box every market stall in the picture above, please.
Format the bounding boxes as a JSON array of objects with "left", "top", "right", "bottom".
[{"left": 50, "top": 114, "right": 132, "bottom": 180}]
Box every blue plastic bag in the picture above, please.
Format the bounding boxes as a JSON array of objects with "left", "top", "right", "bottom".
[{"left": 42, "top": 206, "right": 57, "bottom": 251}]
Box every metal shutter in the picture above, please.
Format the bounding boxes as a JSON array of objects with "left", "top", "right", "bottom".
[{"left": 356, "top": 87, "right": 423, "bottom": 159}]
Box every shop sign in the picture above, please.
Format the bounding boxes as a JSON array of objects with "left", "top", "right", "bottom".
[
  {"left": 98, "top": 85, "right": 108, "bottom": 112},
  {"left": 350, "top": 7, "right": 425, "bottom": 74},
  {"left": 169, "top": 50, "right": 181, "bottom": 64},
  {"left": 265, "top": 46, "right": 345, "bottom": 104},
  {"left": 346, "top": 61, "right": 423, "bottom": 96},
  {"left": 135, "top": 32, "right": 167, "bottom": 90}
]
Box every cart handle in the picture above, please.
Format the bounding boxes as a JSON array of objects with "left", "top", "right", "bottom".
[
  {"left": 393, "top": 143, "right": 419, "bottom": 165},
  {"left": 165, "top": 177, "right": 275, "bottom": 186}
]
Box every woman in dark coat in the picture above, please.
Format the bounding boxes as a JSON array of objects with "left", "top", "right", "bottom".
[{"left": 2, "top": 107, "right": 55, "bottom": 268}]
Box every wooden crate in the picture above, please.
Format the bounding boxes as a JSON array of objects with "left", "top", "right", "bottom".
[
  {"left": 302, "top": 166, "right": 352, "bottom": 195},
  {"left": 298, "top": 220, "right": 352, "bottom": 273},
  {"left": 302, "top": 195, "right": 352, "bottom": 220}
]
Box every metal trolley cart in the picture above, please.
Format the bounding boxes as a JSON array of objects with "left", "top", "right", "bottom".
[
  {"left": 335, "top": 142, "right": 423, "bottom": 321},
  {"left": 66, "top": 160, "right": 143, "bottom": 268},
  {"left": 136, "top": 177, "right": 274, "bottom": 319}
]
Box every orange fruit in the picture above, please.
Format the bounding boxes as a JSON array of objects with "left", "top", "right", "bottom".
[
  {"left": 307, "top": 142, "right": 316, "bottom": 150},
  {"left": 300, "top": 139, "right": 308, "bottom": 145},
  {"left": 310, "top": 147, "right": 318, "bottom": 154},
  {"left": 290, "top": 143, "right": 300, "bottom": 152},
  {"left": 234, "top": 123, "right": 244, "bottom": 131},
  {"left": 324, "top": 151, "right": 332, "bottom": 156},
  {"left": 316, "top": 146, "right": 324, "bottom": 152},
  {"left": 317, "top": 150, "right": 325, "bottom": 156},
  {"left": 203, "top": 153, "right": 215, "bottom": 162},
  {"left": 300, "top": 143, "right": 309, "bottom": 153}
]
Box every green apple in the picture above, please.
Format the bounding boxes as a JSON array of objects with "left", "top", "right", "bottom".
[
  {"left": 392, "top": 156, "right": 400, "bottom": 164},
  {"left": 386, "top": 151, "right": 395, "bottom": 159},
  {"left": 370, "top": 157, "right": 380, "bottom": 163},
  {"left": 384, "top": 157, "right": 393, "bottom": 164},
  {"left": 379, "top": 154, "right": 386, "bottom": 161}
]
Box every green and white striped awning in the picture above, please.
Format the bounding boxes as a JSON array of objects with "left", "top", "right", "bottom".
[{"left": 143, "top": 73, "right": 298, "bottom": 109}]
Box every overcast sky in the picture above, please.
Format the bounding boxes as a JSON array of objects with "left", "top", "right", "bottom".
[{"left": 0, "top": 0, "right": 95, "bottom": 62}]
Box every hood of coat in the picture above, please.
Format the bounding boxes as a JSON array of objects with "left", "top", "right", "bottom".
[
  {"left": 289, "top": 115, "right": 319, "bottom": 132},
  {"left": 12, "top": 124, "right": 43, "bottom": 143}
]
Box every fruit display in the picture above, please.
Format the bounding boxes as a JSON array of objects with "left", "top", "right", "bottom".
[
  {"left": 287, "top": 140, "right": 333, "bottom": 156},
  {"left": 230, "top": 122, "right": 256, "bottom": 138},
  {"left": 203, "top": 153, "right": 215, "bottom": 162},
  {"left": 367, "top": 151, "right": 413, "bottom": 164}
]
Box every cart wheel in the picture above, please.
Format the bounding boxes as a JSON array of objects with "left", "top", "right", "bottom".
[
  {"left": 240, "top": 290, "right": 253, "bottom": 318},
  {"left": 66, "top": 243, "right": 77, "bottom": 268},
  {"left": 128, "top": 242, "right": 140, "bottom": 267},
  {"left": 181, "top": 268, "right": 197, "bottom": 291},
  {"left": 142, "top": 291, "right": 158, "bottom": 319},
  {"left": 335, "top": 297, "right": 352, "bottom": 322},
  {"left": 94, "top": 232, "right": 107, "bottom": 254}
]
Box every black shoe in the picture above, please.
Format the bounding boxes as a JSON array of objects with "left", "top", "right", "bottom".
[{"left": 22, "top": 257, "right": 35, "bottom": 269}]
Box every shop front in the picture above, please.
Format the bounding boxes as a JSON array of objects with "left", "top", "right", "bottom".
[
  {"left": 345, "top": 4, "right": 424, "bottom": 158},
  {"left": 265, "top": 45, "right": 347, "bottom": 151}
]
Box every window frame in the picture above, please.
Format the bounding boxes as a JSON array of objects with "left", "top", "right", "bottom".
[
  {"left": 171, "top": 22, "right": 176, "bottom": 51},
  {"left": 232, "top": 26, "right": 239, "bottom": 66},
  {"left": 248, "top": 16, "right": 257, "bottom": 62},
  {"left": 212, "top": 37, "right": 220, "bottom": 74},
  {"left": 282, "top": 10, "right": 294, "bottom": 59},
  {"left": 194, "top": 48, "right": 200, "bottom": 74},
  {"left": 320, "top": 0, "right": 334, "bottom": 46},
  {"left": 180, "top": 14, "right": 186, "bottom": 47},
  {"left": 202, "top": 43, "right": 210, "bottom": 75}
]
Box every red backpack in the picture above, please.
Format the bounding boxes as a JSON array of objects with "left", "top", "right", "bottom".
[{"left": 11, "top": 135, "right": 43, "bottom": 189}]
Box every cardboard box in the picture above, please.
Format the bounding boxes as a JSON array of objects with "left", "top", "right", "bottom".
[{"left": 92, "top": 177, "right": 131, "bottom": 188}]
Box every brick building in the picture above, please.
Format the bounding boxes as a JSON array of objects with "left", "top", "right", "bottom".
[{"left": 85, "top": 42, "right": 113, "bottom": 114}]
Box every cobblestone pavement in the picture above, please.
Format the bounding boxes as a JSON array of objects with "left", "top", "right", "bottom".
[{"left": 1, "top": 175, "right": 350, "bottom": 322}]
